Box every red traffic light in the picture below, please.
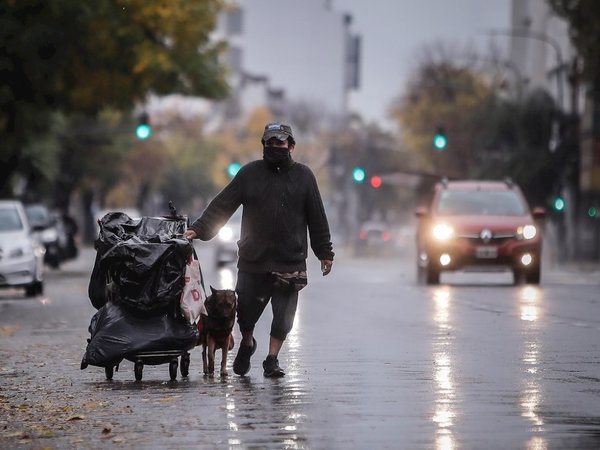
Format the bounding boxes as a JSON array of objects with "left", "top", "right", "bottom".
[{"left": 370, "top": 176, "right": 382, "bottom": 188}]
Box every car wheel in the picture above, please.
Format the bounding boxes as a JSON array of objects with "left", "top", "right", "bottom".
[
  {"left": 426, "top": 266, "right": 440, "bottom": 285},
  {"left": 48, "top": 256, "right": 60, "bottom": 269},
  {"left": 25, "top": 281, "right": 43, "bottom": 297},
  {"left": 525, "top": 266, "right": 541, "bottom": 285},
  {"left": 513, "top": 268, "right": 527, "bottom": 285}
]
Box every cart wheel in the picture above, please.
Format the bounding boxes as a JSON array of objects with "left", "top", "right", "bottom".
[
  {"left": 180, "top": 354, "right": 190, "bottom": 378},
  {"left": 105, "top": 366, "right": 114, "bottom": 380},
  {"left": 169, "top": 359, "right": 178, "bottom": 381},
  {"left": 134, "top": 360, "right": 143, "bottom": 381}
]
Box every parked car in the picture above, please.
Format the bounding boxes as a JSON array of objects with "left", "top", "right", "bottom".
[
  {"left": 354, "top": 221, "right": 393, "bottom": 256},
  {"left": 25, "top": 204, "right": 67, "bottom": 269},
  {"left": 0, "top": 200, "right": 45, "bottom": 296},
  {"left": 214, "top": 209, "right": 241, "bottom": 267},
  {"left": 415, "top": 179, "right": 545, "bottom": 285}
]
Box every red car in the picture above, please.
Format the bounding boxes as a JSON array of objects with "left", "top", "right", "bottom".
[{"left": 415, "top": 179, "right": 545, "bottom": 285}]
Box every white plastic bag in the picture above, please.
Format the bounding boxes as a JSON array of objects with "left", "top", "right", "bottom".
[{"left": 180, "top": 257, "right": 206, "bottom": 324}]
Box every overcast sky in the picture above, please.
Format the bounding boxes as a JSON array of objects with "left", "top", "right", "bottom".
[{"left": 332, "top": 0, "right": 512, "bottom": 129}]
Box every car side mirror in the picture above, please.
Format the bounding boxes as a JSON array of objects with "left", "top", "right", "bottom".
[
  {"left": 31, "top": 224, "right": 46, "bottom": 232},
  {"left": 532, "top": 207, "right": 546, "bottom": 219},
  {"left": 415, "top": 207, "right": 428, "bottom": 218}
]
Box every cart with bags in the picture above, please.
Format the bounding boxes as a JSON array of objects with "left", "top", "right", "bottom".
[{"left": 80, "top": 204, "right": 205, "bottom": 381}]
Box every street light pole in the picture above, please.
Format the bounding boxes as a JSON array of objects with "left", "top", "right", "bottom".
[{"left": 487, "top": 28, "right": 565, "bottom": 110}]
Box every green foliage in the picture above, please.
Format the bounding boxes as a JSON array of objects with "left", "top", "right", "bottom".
[
  {"left": 391, "top": 60, "right": 494, "bottom": 178},
  {"left": 473, "top": 89, "right": 561, "bottom": 205},
  {"left": 159, "top": 133, "right": 219, "bottom": 215},
  {"left": 0, "top": 0, "right": 228, "bottom": 198},
  {"left": 547, "top": 0, "right": 600, "bottom": 88},
  {"left": 391, "top": 49, "right": 563, "bottom": 206}
]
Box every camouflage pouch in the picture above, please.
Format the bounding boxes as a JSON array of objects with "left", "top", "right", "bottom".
[{"left": 271, "top": 271, "right": 308, "bottom": 292}]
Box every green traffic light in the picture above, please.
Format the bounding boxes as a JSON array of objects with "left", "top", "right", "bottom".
[
  {"left": 553, "top": 196, "right": 565, "bottom": 212},
  {"left": 433, "top": 133, "right": 447, "bottom": 150},
  {"left": 228, "top": 162, "right": 241, "bottom": 177},
  {"left": 352, "top": 167, "right": 366, "bottom": 183},
  {"left": 136, "top": 124, "right": 152, "bottom": 140},
  {"left": 588, "top": 207, "right": 597, "bottom": 218}
]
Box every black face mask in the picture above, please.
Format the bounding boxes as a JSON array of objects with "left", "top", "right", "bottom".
[{"left": 263, "top": 146, "right": 292, "bottom": 168}]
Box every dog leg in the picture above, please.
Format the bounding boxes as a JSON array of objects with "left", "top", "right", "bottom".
[
  {"left": 202, "top": 346, "right": 208, "bottom": 375},
  {"left": 220, "top": 345, "right": 229, "bottom": 377},
  {"left": 207, "top": 338, "right": 216, "bottom": 377}
]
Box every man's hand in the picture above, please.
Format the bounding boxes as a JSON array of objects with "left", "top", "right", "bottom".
[
  {"left": 183, "top": 229, "right": 197, "bottom": 240},
  {"left": 320, "top": 260, "right": 333, "bottom": 276}
]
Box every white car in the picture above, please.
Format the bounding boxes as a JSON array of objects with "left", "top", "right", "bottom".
[
  {"left": 215, "top": 209, "right": 241, "bottom": 267},
  {"left": 0, "top": 200, "right": 45, "bottom": 296}
]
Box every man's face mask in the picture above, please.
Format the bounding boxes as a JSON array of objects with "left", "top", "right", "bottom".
[{"left": 263, "top": 145, "right": 291, "bottom": 167}]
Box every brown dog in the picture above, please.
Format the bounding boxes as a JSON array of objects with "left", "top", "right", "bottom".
[{"left": 199, "top": 286, "right": 237, "bottom": 377}]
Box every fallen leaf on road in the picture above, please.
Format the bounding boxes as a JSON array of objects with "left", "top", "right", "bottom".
[
  {"left": 66, "top": 415, "right": 85, "bottom": 421},
  {"left": 5, "top": 430, "right": 26, "bottom": 438},
  {"left": 0, "top": 325, "right": 19, "bottom": 336}
]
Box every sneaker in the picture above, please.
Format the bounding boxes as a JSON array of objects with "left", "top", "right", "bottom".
[
  {"left": 233, "top": 337, "right": 257, "bottom": 376},
  {"left": 262, "top": 355, "right": 285, "bottom": 378}
]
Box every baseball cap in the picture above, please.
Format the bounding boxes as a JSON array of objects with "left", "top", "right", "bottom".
[{"left": 262, "top": 122, "right": 294, "bottom": 143}]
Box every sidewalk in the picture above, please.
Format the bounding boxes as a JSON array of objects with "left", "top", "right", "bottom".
[{"left": 544, "top": 259, "right": 600, "bottom": 284}]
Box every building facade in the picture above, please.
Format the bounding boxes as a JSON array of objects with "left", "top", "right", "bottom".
[{"left": 214, "top": 0, "right": 360, "bottom": 128}]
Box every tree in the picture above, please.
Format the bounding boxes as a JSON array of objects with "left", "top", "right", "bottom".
[
  {"left": 390, "top": 47, "right": 495, "bottom": 178},
  {"left": 547, "top": 0, "right": 600, "bottom": 89},
  {"left": 475, "top": 89, "right": 561, "bottom": 205},
  {"left": 0, "top": 0, "right": 228, "bottom": 197}
]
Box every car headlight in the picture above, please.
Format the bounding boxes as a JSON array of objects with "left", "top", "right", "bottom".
[
  {"left": 432, "top": 223, "right": 455, "bottom": 241},
  {"left": 218, "top": 225, "right": 234, "bottom": 242},
  {"left": 517, "top": 225, "right": 537, "bottom": 240},
  {"left": 41, "top": 228, "right": 58, "bottom": 243}
]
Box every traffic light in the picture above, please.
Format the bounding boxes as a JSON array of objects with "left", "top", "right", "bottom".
[
  {"left": 227, "top": 162, "right": 241, "bottom": 177},
  {"left": 588, "top": 207, "right": 597, "bottom": 218},
  {"left": 433, "top": 127, "right": 447, "bottom": 151},
  {"left": 352, "top": 167, "right": 366, "bottom": 183},
  {"left": 136, "top": 112, "right": 152, "bottom": 140},
  {"left": 552, "top": 195, "right": 565, "bottom": 212},
  {"left": 370, "top": 175, "right": 382, "bottom": 188}
]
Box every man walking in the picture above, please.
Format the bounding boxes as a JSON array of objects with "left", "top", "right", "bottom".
[{"left": 184, "top": 122, "right": 334, "bottom": 377}]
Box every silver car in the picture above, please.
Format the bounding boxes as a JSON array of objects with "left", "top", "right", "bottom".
[{"left": 0, "top": 200, "right": 45, "bottom": 296}]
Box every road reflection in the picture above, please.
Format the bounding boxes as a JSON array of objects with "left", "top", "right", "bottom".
[
  {"left": 223, "top": 291, "right": 308, "bottom": 448},
  {"left": 431, "top": 287, "right": 456, "bottom": 450},
  {"left": 217, "top": 267, "right": 236, "bottom": 290},
  {"left": 519, "top": 286, "right": 546, "bottom": 449}
]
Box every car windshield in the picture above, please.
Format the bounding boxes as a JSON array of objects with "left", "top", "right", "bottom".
[
  {"left": 437, "top": 190, "right": 527, "bottom": 216},
  {"left": 0, "top": 208, "right": 24, "bottom": 231},
  {"left": 25, "top": 205, "right": 51, "bottom": 227}
]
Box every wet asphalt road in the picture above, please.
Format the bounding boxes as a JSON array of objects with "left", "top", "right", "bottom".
[{"left": 1, "top": 243, "right": 600, "bottom": 449}]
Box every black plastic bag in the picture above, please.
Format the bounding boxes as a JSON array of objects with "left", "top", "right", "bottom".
[
  {"left": 88, "top": 212, "right": 192, "bottom": 314},
  {"left": 81, "top": 301, "right": 199, "bottom": 368}
]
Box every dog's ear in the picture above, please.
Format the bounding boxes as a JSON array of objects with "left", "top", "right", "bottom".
[{"left": 210, "top": 285, "right": 217, "bottom": 296}]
